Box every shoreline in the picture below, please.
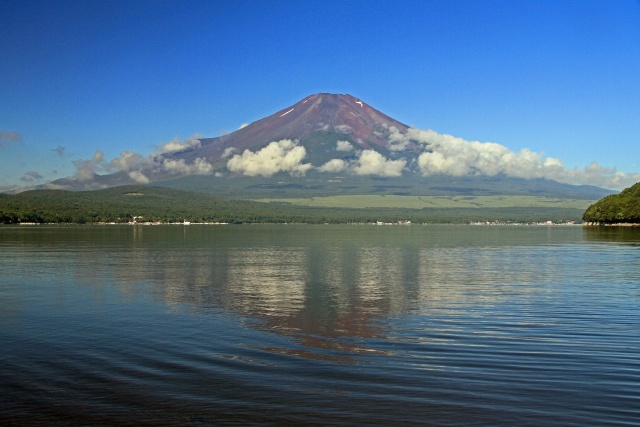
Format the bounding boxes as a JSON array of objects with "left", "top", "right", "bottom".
[{"left": 583, "top": 222, "right": 640, "bottom": 227}]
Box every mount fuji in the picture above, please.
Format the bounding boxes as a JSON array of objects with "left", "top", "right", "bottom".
[{"left": 46, "top": 93, "right": 612, "bottom": 200}]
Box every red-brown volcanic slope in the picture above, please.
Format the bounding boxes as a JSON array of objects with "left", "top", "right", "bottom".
[{"left": 169, "top": 93, "right": 412, "bottom": 164}]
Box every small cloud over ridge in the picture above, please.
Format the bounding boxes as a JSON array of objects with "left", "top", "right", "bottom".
[
  {"left": 336, "top": 140, "right": 353, "bottom": 152},
  {"left": 227, "top": 139, "right": 312, "bottom": 177},
  {"left": 20, "top": 171, "right": 44, "bottom": 183}
]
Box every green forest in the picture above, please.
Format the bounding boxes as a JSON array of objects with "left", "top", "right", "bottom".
[
  {"left": 583, "top": 182, "right": 640, "bottom": 224},
  {"left": 0, "top": 185, "right": 586, "bottom": 225}
]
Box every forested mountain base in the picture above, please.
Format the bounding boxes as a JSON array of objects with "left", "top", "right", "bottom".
[{"left": 0, "top": 185, "right": 585, "bottom": 224}]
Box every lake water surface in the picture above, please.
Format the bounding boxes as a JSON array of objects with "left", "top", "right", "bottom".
[{"left": 1, "top": 225, "right": 639, "bottom": 426}]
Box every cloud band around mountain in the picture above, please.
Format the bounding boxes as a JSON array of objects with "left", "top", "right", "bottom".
[
  {"left": 69, "top": 135, "right": 217, "bottom": 185},
  {"left": 225, "top": 140, "right": 406, "bottom": 178},
  {"left": 385, "top": 127, "right": 640, "bottom": 189},
  {"left": 62, "top": 128, "right": 640, "bottom": 190}
]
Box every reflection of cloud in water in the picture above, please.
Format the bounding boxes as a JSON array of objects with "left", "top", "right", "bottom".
[
  {"left": 226, "top": 248, "right": 307, "bottom": 317},
  {"left": 356, "top": 247, "right": 409, "bottom": 315}
]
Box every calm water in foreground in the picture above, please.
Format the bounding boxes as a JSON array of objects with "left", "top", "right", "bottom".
[{"left": 1, "top": 224, "right": 639, "bottom": 426}]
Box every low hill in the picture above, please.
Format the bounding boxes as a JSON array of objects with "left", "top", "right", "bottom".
[
  {"left": 583, "top": 182, "right": 640, "bottom": 224},
  {"left": 0, "top": 185, "right": 589, "bottom": 224}
]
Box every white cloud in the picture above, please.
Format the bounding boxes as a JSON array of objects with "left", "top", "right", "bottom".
[
  {"left": 389, "top": 126, "right": 411, "bottom": 151},
  {"left": 42, "top": 125, "right": 640, "bottom": 193},
  {"left": 336, "top": 140, "right": 354, "bottom": 151},
  {"left": 73, "top": 151, "right": 104, "bottom": 181},
  {"left": 65, "top": 134, "right": 215, "bottom": 185},
  {"left": 389, "top": 140, "right": 411, "bottom": 151},
  {"left": 353, "top": 150, "right": 406, "bottom": 177},
  {"left": 334, "top": 124, "right": 352, "bottom": 134},
  {"left": 128, "top": 170, "right": 150, "bottom": 184},
  {"left": 154, "top": 134, "right": 202, "bottom": 155},
  {"left": 548, "top": 162, "right": 640, "bottom": 190},
  {"left": 227, "top": 139, "right": 312, "bottom": 177},
  {"left": 222, "top": 147, "right": 236, "bottom": 158},
  {"left": 411, "top": 129, "right": 553, "bottom": 178},
  {"left": 318, "top": 150, "right": 407, "bottom": 177},
  {"left": 120, "top": 135, "right": 214, "bottom": 178},
  {"left": 238, "top": 123, "right": 249, "bottom": 130},
  {"left": 162, "top": 157, "right": 214, "bottom": 175},
  {"left": 318, "top": 158, "right": 348, "bottom": 173},
  {"left": 108, "top": 151, "right": 144, "bottom": 172},
  {"left": 387, "top": 126, "right": 412, "bottom": 151},
  {"left": 192, "top": 158, "right": 215, "bottom": 175},
  {"left": 394, "top": 127, "right": 640, "bottom": 189},
  {"left": 161, "top": 159, "right": 188, "bottom": 174}
]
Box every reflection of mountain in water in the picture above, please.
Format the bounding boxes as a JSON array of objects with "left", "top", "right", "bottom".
[
  {"left": 68, "top": 225, "right": 582, "bottom": 359},
  {"left": 15, "top": 225, "right": 623, "bottom": 360}
]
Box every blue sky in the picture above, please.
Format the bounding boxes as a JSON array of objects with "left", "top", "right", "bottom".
[{"left": 2, "top": 0, "right": 640, "bottom": 190}]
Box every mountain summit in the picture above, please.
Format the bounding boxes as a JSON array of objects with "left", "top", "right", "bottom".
[{"left": 168, "top": 93, "right": 416, "bottom": 167}]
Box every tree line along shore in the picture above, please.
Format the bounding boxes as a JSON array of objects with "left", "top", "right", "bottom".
[
  {"left": 1, "top": 183, "right": 637, "bottom": 225},
  {"left": 582, "top": 182, "right": 640, "bottom": 225}
]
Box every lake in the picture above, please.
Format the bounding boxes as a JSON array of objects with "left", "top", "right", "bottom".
[{"left": 1, "top": 224, "right": 639, "bottom": 426}]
